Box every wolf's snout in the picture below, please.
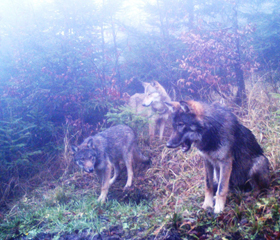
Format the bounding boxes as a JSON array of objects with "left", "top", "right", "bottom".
[
  {"left": 166, "top": 139, "right": 182, "bottom": 148},
  {"left": 142, "top": 102, "right": 150, "bottom": 107},
  {"left": 166, "top": 141, "right": 173, "bottom": 148},
  {"left": 87, "top": 167, "right": 94, "bottom": 173}
]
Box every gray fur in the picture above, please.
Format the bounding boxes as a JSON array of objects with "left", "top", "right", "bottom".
[{"left": 72, "top": 125, "right": 149, "bottom": 203}]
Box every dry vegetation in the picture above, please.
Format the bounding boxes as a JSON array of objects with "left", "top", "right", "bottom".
[{"left": 1, "top": 79, "right": 280, "bottom": 240}]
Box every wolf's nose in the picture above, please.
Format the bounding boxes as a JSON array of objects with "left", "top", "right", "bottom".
[
  {"left": 88, "top": 168, "right": 94, "bottom": 173},
  {"left": 166, "top": 141, "right": 172, "bottom": 148}
]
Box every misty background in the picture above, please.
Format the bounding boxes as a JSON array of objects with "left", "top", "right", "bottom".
[{"left": 0, "top": 0, "right": 279, "bottom": 205}]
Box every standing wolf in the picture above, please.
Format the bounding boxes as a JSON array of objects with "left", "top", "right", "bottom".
[
  {"left": 165, "top": 100, "right": 270, "bottom": 213},
  {"left": 128, "top": 81, "right": 171, "bottom": 141},
  {"left": 71, "top": 125, "right": 149, "bottom": 203}
]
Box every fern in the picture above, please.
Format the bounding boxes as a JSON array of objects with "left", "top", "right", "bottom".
[{"left": 106, "top": 105, "right": 150, "bottom": 136}]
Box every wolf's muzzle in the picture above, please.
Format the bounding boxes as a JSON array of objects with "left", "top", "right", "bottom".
[
  {"left": 85, "top": 167, "right": 94, "bottom": 173},
  {"left": 166, "top": 141, "right": 181, "bottom": 148}
]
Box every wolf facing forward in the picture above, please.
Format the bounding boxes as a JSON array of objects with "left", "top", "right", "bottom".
[
  {"left": 72, "top": 125, "right": 149, "bottom": 203},
  {"left": 165, "top": 100, "right": 270, "bottom": 213},
  {"left": 128, "top": 81, "right": 171, "bottom": 141}
]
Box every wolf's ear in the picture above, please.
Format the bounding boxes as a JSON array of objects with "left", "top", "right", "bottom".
[
  {"left": 180, "top": 100, "right": 204, "bottom": 117},
  {"left": 179, "top": 101, "right": 191, "bottom": 113},
  {"left": 164, "top": 101, "right": 181, "bottom": 113},
  {"left": 141, "top": 81, "right": 149, "bottom": 88},
  {"left": 71, "top": 146, "right": 78, "bottom": 154},
  {"left": 151, "top": 81, "right": 159, "bottom": 87},
  {"left": 87, "top": 139, "right": 95, "bottom": 149}
]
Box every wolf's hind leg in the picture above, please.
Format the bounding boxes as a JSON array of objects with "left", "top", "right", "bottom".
[
  {"left": 124, "top": 151, "right": 134, "bottom": 189},
  {"left": 148, "top": 121, "right": 156, "bottom": 141},
  {"left": 250, "top": 155, "right": 270, "bottom": 191},
  {"left": 109, "top": 162, "right": 120, "bottom": 185}
]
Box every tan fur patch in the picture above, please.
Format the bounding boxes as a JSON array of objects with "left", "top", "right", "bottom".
[
  {"left": 171, "top": 102, "right": 181, "bottom": 111},
  {"left": 167, "top": 101, "right": 181, "bottom": 112},
  {"left": 187, "top": 100, "right": 204, "bottom": 119}
]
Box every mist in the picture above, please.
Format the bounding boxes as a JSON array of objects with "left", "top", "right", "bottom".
[{"left": 0, "top": 1, "right": 280, "bottom": 237}]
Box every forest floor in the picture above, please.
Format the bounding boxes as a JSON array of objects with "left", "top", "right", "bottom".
[
  {"left": 1, "top": 135, "right": 280, "bottom": 240},
  {"left": 1, "top": 84, "right": 280, "bottom": 239}
]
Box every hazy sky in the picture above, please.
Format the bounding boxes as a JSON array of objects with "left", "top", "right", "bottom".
[{"left": 0, "top": 0, "right": 154, "bottom": 28}]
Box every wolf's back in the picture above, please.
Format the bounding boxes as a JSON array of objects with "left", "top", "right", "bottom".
[
  {"left": 99, "top": 124, "right": 135, "bottom": 142},
  {"left": 97, "top": 125, "right": 148, "bottom": 162}
]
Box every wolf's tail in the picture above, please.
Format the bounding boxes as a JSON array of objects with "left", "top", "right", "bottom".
[{"left": 132, "top": 142, "right": 150, "bottom": 163}]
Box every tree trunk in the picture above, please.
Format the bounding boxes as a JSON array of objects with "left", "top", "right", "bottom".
[
  {"left": 233, "top": 3, "right": 246, "bottom": 106},
  {"left": 100, "top": 0, "right": 106, "bottom": 90},
  {"left": 111, "top": 17, "right": 121, "bottom": 93}
]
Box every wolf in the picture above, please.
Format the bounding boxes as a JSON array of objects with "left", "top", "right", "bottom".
[
  {"left": 165, "top": 100, "right": 270, "bottom": 213},
  {"left": 71, "top": 125, "right": 149, "bottom": 203},
  {"left": 128, "top": 81, "right": 171, "bottom": 141}
]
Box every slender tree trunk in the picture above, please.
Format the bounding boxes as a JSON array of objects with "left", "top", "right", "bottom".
[
  {"left": 233, "top": 4, "right": 246, "bottom": 106},
  {"left": 111, "top": 17, "right": 121, "bottom": 93},
  {"left": 157, "top": 0, "right": 166, "bottom": 39},
  {"left": 157, "top": 0, "right": 172, "bottom": 81},
  {"left": 100, "top": 0, "right": 106, "bottom": 90}
]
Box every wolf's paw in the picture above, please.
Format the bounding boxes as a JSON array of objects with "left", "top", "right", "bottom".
[
  {"left": 202, "top": 197, "right": 214, "bottom": 209},
  {"left": 214, "top": 197, "right": 225, "bottom": 214},
  {"left": 202, "top": 202, "right": 213, "bottom": 210},
  {"left": 97, "top": 193, "right": 107, "bottom": 203},
  {"left": 214, "top": 204, "right": 224, "bottom": 214}
]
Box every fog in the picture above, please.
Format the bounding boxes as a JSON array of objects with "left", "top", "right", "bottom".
[{"left": 0, "top": 0, "right": 279, "bottom": 209}]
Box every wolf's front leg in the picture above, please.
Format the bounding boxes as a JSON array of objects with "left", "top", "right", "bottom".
[
  {"left": 202, "top": 160, "right": 214, "bottom": 209},
  {"left": 97, "top": 163, "right": 112, "bottom": 203},
  {"left": 214, "top": 161, "right": 232, "bottom": 214},
  {"left": 158, "top": 120, "right": 165, "bottom": 141}
]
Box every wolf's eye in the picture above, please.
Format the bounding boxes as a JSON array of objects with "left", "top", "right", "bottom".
[{"left": 177, "top": 122, "right": 185, "bottom": 130}]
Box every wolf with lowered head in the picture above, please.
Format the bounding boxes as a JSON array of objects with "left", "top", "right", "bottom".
[
  {"left": 165, "top": 100, "right": 270, "bottom": 214},
  {"left": 72, "top": 125, "right": 149, "bottom": 203}
]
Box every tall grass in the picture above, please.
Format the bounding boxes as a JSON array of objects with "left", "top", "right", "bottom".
[{"left": 1, "top": 78, "right": 280, "bottom": 239}]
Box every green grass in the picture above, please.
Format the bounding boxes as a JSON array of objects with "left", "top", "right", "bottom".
[
  {"left": 0, "top": 183, "right": 163, "bottom": 239},
  {"left": 2, "top": 80, "right": 280, "bottom": 239},
  {"left": 2, "top": 155, "right": 280, "bottom": 239}
]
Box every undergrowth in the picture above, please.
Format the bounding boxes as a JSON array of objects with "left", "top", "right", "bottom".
[{"left": 1, "top": 79, "right": 280, "bottom": 239}]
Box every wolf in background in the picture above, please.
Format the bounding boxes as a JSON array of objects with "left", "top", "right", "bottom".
[
  {"left": 71, "top": 125, "right": 149, "bottom": 203},
  {"left": 128, "top": 81, "right": 171, "bottom": 141},
  {"left": 165, "top": 100, "right": 270, "bottom": 213}
]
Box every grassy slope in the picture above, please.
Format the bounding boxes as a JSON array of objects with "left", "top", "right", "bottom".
[{"left": 1, "top": 80, "right": 280, "bottom": 240}]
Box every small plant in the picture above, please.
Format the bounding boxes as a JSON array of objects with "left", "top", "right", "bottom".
[{"left": 106, "top": 105, "right": 150, "bottom": 140}]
